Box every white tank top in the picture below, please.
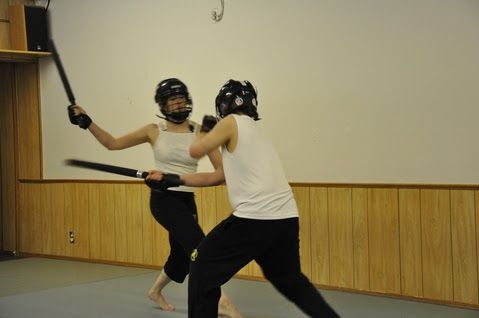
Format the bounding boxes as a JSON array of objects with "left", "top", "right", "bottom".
[
  {"left": 222, "top": 115, "right": 298, "bottom": 219},
  {"left": 152, "top": 121, "right": 198, "bottom": 192}
]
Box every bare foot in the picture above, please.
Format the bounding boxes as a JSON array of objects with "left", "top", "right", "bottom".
[
  {"left": 218, "top": 295, "right": 243, "bottom": 318},
  {"left": 147, "top": 290, "right": 176, "bottom": 311}
]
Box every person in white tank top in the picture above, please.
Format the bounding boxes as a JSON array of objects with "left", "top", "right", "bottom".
[
  {"left": 183, "top": 79, "right": 340, "bottom": 317},
  {"left": 68, "top": 78, "right": 242, "bottom": 317}
]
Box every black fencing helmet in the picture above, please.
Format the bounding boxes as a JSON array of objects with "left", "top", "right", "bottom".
[
  {"left": 154, "top": 78, "right": 193, "bottom": 123},
  {"left": 215, "top": 80, "right": 259, "bottom": 120}
]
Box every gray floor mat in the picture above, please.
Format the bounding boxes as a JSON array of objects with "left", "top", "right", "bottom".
[{"left": 0, "top": 258, "right": 477, "bottom": 318}]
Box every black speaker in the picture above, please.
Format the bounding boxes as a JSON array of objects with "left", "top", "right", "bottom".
[
  {"left": 24, "top": 6, "right": 49, "bottom": 52},
  {"left": 9, "top": 5, "right": 49, "bottom": 52}
]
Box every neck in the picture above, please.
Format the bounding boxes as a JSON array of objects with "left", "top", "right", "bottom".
[{"left": 165, "top": 120, "right": 191, "bottom": 132}]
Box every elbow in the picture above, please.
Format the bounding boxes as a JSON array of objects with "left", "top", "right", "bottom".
[
  {"left": 104, "top": 142, "right": 116, "bottom": 151},
  {"left": 211, "top": 177, "right": 225, "bottom": 186},
  {"left": 189, "top": 144, "right": 204, "bottom": 159},
  {"left": 211, "top": 168, "right": 225, "bottom": 186},
  {"left": 104, "top": 140, "right": 122, "bottom": 151}
]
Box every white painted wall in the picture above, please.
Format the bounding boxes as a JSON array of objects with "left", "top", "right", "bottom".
[{"left": 39, "top": 0, "right": 479, "bottom": 183}]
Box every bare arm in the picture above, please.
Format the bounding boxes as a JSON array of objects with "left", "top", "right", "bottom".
[
  {"left": 147, "top": 167, "right": 224, "bottom": 188},
  {"left": 88, "top": 122, "right": 155, "bottom": 150},
  {"left": 181, "top": 147, "right": 225, "bottom": 186},
  {"left": 180, "top": 118, "right": 236, "bottom": 186},
  {"left": 189, "top": 115, "right": 235, "bottom": 159},
  {"left": 71, "top": 105, "right": 156, "bottom": 150}
]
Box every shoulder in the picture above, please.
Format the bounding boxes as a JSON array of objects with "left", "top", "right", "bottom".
[
  {"left": 220, "top": 114, "right": 237, "bottom": 126},
  {"left": 188, "top": 121, "right": 204, "bottom": 136},
  {"left": 144, "top": 123, "right": 160, "bottom": 142},
  {"left": 144, "top": 123, "right": 159, "bottom": 132},
  {"left": 189, "top": 121, "right": 201, "bottom": 134},
  {"left": 213, "top": 115, "right": 237, "bottom": 138}
]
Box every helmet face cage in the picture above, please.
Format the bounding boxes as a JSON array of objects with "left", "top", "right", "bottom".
[
  {"left": 154, "top": 78, "right": 193, "bottom": 123},
  {"left": 215, "top": 80, "right": 259, "bottom": 120}
]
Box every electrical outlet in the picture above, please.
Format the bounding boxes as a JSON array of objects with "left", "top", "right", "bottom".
[{"left": 69, "top": 231, "right": 75, "bottom": 244}]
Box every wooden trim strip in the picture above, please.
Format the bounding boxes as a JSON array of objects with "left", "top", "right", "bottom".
[
  {"left": 19, "top": 179, "right": 479, "bottom": 190},
  {"left": 19, "top": 179, "right": 145, "bottom": 184},
  {"left": 291, "top": 182, "right": 479, "bottom": 190}
]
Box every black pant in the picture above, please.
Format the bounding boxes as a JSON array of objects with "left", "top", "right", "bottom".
[
  {"left": 150, "top": 189, "right": 205, "bottom": 283},
  {"left": 188, "top": 215, "right": 340, "bottom": 318}
]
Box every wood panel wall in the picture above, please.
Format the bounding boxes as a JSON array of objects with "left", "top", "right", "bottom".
[
  {"left": 0, "top": 61, "right": 41, "bottom": 253},
  {"left": 16, "top": 180, "right": 479, "bottom": 309},
  {"left": 0, "top": 0, "right": 41, "bottom": 254}
]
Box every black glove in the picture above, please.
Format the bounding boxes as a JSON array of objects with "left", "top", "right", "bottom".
[
  {"left": 145, "top": 173, "right": 184, "bottom": 191},
  {"left": 200, "top": 115, "right": 218, "bottom": 133},
  {"left": 67, "top": 105, "right": 92, "bottom": 129},
  {"left": 67, "top": 105, "right": 79, "bottom": 124}
]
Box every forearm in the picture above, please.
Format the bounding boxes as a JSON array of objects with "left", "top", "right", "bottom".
[
  {"left": 145, "top": 169, "right": 224, "bottom": 191},
  {"left": 181, "top": 169, "right": 225, "bottom": 187},
  {"left": 87, "top": 122, "right": 117, "bottom": 150}
]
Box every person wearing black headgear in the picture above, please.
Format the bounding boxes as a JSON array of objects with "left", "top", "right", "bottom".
[
  {"left": 155, "top": 77, "right": 194, "bottom": 124},
  {"left": 68, "top": 78, "right": 242, "bottom": 317},
  {"left": 183, "top": 79, "right": 339, "bottom": 317}
]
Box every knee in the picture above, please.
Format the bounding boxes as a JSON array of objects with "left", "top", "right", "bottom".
[{"left": 164, "top": 260, "right": 188, "bottom": 283}]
